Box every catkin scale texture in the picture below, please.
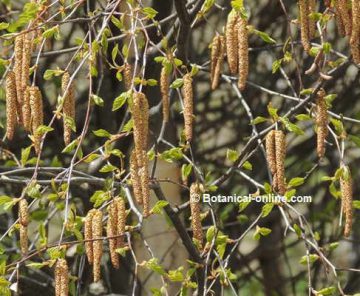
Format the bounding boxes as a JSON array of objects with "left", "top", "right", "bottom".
[
  {"left": 5, "top": 71, "right": 18, "bottom": 140},
  {"left": 335, "top": 0, "right": 352, "bottom": 36},
  {"left": 182, "top": 74, "right": 194, "bottom": 142},
  {"left": 21, "top": 33, "right": 32, "bottom": 124},
  {"left": 62, "top": 71, "right": 76, "bottom": 145},
  {"left": 190, "top": 183, "right": 203, "bottom": 249},
  {"left": 115, "top": 197, "right": 126, "bottom": 249},
  {"left": 350, "top": 0, "right": 360, "bottom": 64},
  {"left": 265, "top": 130, "right": 277, "bottom": 176},
  {"left": 84, "top": 209, "right": 96, "bottom": 264},
  {"left": 55, "top": 259, "right": 69, "bottom": 296},
  {"left": 92, "top": 210, "right": 103, "bottom": 282},
  {"left": 160, "top": 67, "right": 170, "bottom": 122},
  {"left": 238, "top": 17, "right": 249, "bottom": 91},
  {"left": 20, "top": 225, "right": 28, "bottom": 255},
  {"left": 124, "top": 63, "right": 133, "bottom": 90},
  {"left": 22, "top": 87, "right": 31, "bottom": 131},
  {"left": 19, "top": 199, "right": 29, "bottom": 226},
  {"left": 130, "top": 151, "right": 143, "bottom": 205},
  {"left": 211, "top": 35, "right": 225, "bottom": 90},
  {"left": 29, "top": 87, "right": 44, "bottom": 154},
  {"left": 14, "top": 34, "right": 24, "bottom": 120},
  {"left": 274, "top": 131, "right": 286, "bottom": 195},
  {"left": 107, "top": 202, "right": 119, "bottom": 269},
  {"left": 340, "top": 168, "right": 353, "bottom": 237},
  {"left": 226, "top": 11, "right": 239, "bottom": 75},
  {"left": 315, "top": 89, "right": 328, "bottom": 158},
  {"left": 308, "top": 0, "right": 316, "bottom": 39},
  {"left": 299, "top": 0, "right": 311, "bottom": 52}
]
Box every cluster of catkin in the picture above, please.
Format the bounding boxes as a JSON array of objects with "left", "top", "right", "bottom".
[
  {"left": 182, "top": 74, "right": 194, "bottom": 142},
  {"left": 265, "top": 130, "right": 287, "bottom": 195},
  {"left": 84, "top": 209, "right": 103, "bottom": 282},
  {"left": 190, "top": 183, "right": 203, "bottom": 249},
  {"left": 210, "top": 34, "right": 225, "bottom": 90},
  {"left": 160, "top": 66, "right": 170, "bottom": 122},
  {"left": 106, "top": 197, "right": 126, "bottom": 269},
  {"left": 340, "top": 166, "right": 353, "bottom": 237},
  {"left": 61, "top": 71, "right": 76, "bottom": 146},
  {"left": 298, "top": 0, "right": 316, "bottom": 52},
  {"left": 225, "top": 10, "right": 249, "bottom": 91},
  {"left": 54, "top": 259, "right": 69, "bottom": 296},
  {"left": 130, "top": 92, "right": 150, "bottom": 217},
  {"left": 18, "top": 199, "right": 29, "bottom": 255},
  {"left": 315, "top": 89, "right": 328, "bottom": 158}
]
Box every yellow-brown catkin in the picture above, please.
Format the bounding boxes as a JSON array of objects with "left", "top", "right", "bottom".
[
  {"left": 84, "top": 209, "right": 96, "bottom": 264},
  {"left": 124, "top": 62, "right": 133, "bottom": 90},
  {"left": 238, "top": 17, "right": 249, "bottom": 91},
  {"left": 350, "top": 0, "right": 360, "bottom": 64},
  {"left": 265, "top": 130, "right": 277, "bottom": 176},
  {"left": 274, "top": 130, "right": 286, "bottom": 195},
  {"left": 315, "top": 88, "right": 328, "bottom": 158},
  {"left": 190, "top": 183, "right": 203, "bottom": 249},
  {"left": 299, "top": 0, "right": 311, "bottom": 52},
  {"left": 19, "top": 225, "right": 28, "bottom": 255},
  {"left": 62, "top": 71, "right": 76, "bottom": 145},
  {"left": 55, "top": 259, "right": 69, "bottom": 296},
  {"left": 22, "top": 87, "right": 31, "bottom": 131},
  {"left": 92, "top": 209, "right": 103, "bottom": 282},
  {"left": 18, "top": 199, "right": 29, "bottom": 226},
  {"left": 308, "top": 0, "right": 317, "bottom": 39},
  {"left": 139, "top": 157, "right": 150, "bottom": 218},
  {"left": 182, "top": 74, "right": 194, "bottom": 142},
  {"left": 21, "top": 33, "right": 32, "bottom": 123},
  {"left": 5, "top": 71, "right": 18, "bottom": 140},
  {"left": 211, "top": 35, "right": 226, "bottom": 90},
  {"left": 160, "top": 66, "right": 170, "bottom": 122},
  {"left": 29, "top": 86, "right": 43, "bottom": 154},
  {"left": 335, "top": 9, "right": 346, "bottom": 35},
  {"left": 14, "top": 34, "right": 24, "bottom": 121},
  {"left": 226, "top": 10, "right": 239, "bottom": 75},
  {"left": 335, "top": 0, "right": 352, "bottom": 36},
  {"left": 130, "top": 150, "right": 143, "bottom": 205},
  {"left": 115, "top": 197, "right": 126, "bottom": 249},
  {"left": 340, "top": 167, "right": 353, "bottom": 237},
  {"left": 106, "top": 201, "right": 119, "bottom": 269}
]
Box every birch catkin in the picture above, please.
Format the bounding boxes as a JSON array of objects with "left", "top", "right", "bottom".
[
  {"left": 340, "top": 167, "right": 353, "bottom": 237},
  {"left": 29, "top": 86, "right": 44, "bottom": 154},
  {"left": 124, "top": 62, "right": 133, "bottom": 90},
  {"left": 190, "top": 183, "right": 203, "bottom": 249},
  {"left": 211, "top": 35, "right": 225, "bottom": 90},
  {"left": 14, "top": 34, "right": 24, "bottom": 120},
  {"left": 298, "top": 0, "right": 311, "bottom": 52},
  {"left": 84, "top": 209, "right": 96, "bottom": 264},
  {"left": 274, "top": 130, "right": 286, "bottom": 195},
  {"left": 308, "top": 0, "right": 316, "bottom": 39},
  {"left": 18, "top": 199, "right": 29, "bottom": 255},
  {"left": 5, "top": 71, "right": 17, "bottom": 140},
  {"left": 21, "top": 33, "right": 32, "bottom": 122},
  {"left": 238, "top": 17, "right": 249, "bottom": 91},
  {"left": 107, "top": 201, "right": 119, "bottom": 269},
  {"left": 92, "top": 209, "right": 103, "bottom": 282},
  {"left": 130, "top": 150, "right": 143, "bottom": 205},
  {"left": 265, "top": 130, "right": 277, "bottom": 176},
  {"left": 350, "top": 0, "right": 360, "bottom": 64},
  {"left": 22, "top": 87, "right": 31, "bottom": 131},
  {"left": 315, "top": 89, "right": 328, "bottom": 158},
  {"left": 335, "top": 0, "right": 352, "bottom": 36},
  {"left": 226, "top": 10, "right": 239, "bottom": 75},
  {"left": 54, "top": 259, "right": 69, "bottom": 296},
  {"left": 19, "top": 225, "right": 28, "bottom": 255},
  {"left": 182, "top": 74, "right": 194, "bottom": 142},
  {"left": 62, "top": 71, "right": 76, "bottom": 145},
  {"left": 160, "top": 66, "right": 170, "bottom": 122}
]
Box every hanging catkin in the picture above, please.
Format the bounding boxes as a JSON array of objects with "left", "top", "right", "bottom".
[
  {"left": 54, "top": 259, "right": 69, "bottom": 296},
  {"left": 225, "top": 10, "right": 239, "bottom": 75},
  {"left": 84, "top": 209, "right": 96, "bottom": 264},
  {"left": 308, "top": 0, "right": 316, "bottom": 39},
  {"left": 130, "top": 150, "right": 143, "bottom": 205},
  {"left": 18, "top": 199, "right": 29, "bottom": 255},
  {"left": 124, "top": 62, "right": 133, "bottom": 90},
  {"left": 298, "top": 0, "right": 311, "bottom": 52},
  {"left": 315, "top": 88, "right": 328, "bottom": 158},
  {"left": 14, "top": 34, "right": 24, "bottom": 121},
  {"left": 335, "top": 0, "right": 352, "bottom": 36},
  {"left": 22, "top": 87, "right": 31, "bottom": 131},
  {"left": 21, "top": 33, "right": 32, "bottom": 124},
  {"left": 340, "top": 167, "right": 353, "bottom": 237},
  {"left": 211, "top": 35, "right": 225, "bottom": 90},
  {"left": 350, "top": 0, "right": 360, "bottom": 64},
  {"left": 29, "top": 86, "right": 43, "bottom": 154},
  {"left": 107, "top": 197, "right": 126, "bottom": 269},
  {"left": 160, "top": 66, "right": 170, "bottom": 122},
  {"left": 5, "top": 71, "right": 17, "bottom": 140},
  {"left": 61, "top": 71, "right": 76, "bottom": 145},
  {"left": 92, "top": 209, "right": 103, "bottom": 282},
  {"left": 265, "top": 130, "right": 277, "bottom": 176},
  {"left": 190, "top": 183, "right": 203, "bottom": 249},
  {"left": 238, "top": 17, "right": 249, "bottom": 91},
  {"left": 274, "top": 130, "right": 286, "bottom": 195},
  {"left": 182, "top": 73, "right": 194, "bottom": 142}
]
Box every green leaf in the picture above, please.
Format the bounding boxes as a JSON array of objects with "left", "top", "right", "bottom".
[
  {"left": 242, "top": 161, "right": 252, "bottom": 170},
  {"left": 144, "top": 258, "right": 166, "bottom": 275},
  {"left": 280, "top": 117, "right": 304, "bottom": 135},
  {"left": 36, "top": 125, "right": 54, "bottom": 136},
  {"left": 160, "top": 147, "right": 183, "bottom": 163},
  {"left": 353, "top": 200, "right": 360, "bottom": 210},
  {"left": 21, "top": 146, "right": 32, "bottom": 166},
  {"left": 91, "top": 94, "right": 104, "bottom": 106},
  {"left": 206, "top": 226, "right": 216, "bottom": 242},
  {"left": 251, "top": 116, "right": 267, "bottom": 125},
  {"left": 316, "top": 287, "right": 335, "bottom": 296},
  {"left": 99, "top": 164, "right": 117, "bottom": 173},
  {"left": 295, "top": 114, "right": 311, "bottom": 121},
  {"left": 170, "top": 78, "right": 184, "bottom": 89},
  {"left": 142, "top": 7, "right": 158, "bottom": 19},
  {"left": 299, "top": 254, "right": 319, "bottom": 265},
  {"left": 253, "top": 226, "right": 272, "bottom": 240},
  {"left": 62, "top": 139, "right": 77, "bottom": 154},
  {"left": 0, "top": 23, "right": 9, "bottom": 30},
  {"left": 272, "top": 59, "right": 282, "bottom": 73},
  {"left": 181, "top": 164, "right": 192, "bottom": 180},
  {"left": 167, "top": 267, "right": 184, "bottom": 282},
  {"left": 113, "top": 92, "right": 130, "bottom": 111},
  {"left": 254, "top": 30, "right": 276, "bottom": 44},
  {"left": 226, "top": 149, "right": 239, "bottom": 162},
  {"left": 43, "top": 69, "right": 64, "bottom": 80},
  {"left": 93, "top": 129, "right": 111, "bottom": 138},
  {"left": 261, "top": 203, "right": 274, "bottom": 217},
  {"left": 288, "top": 177, "right": 305, "bottom": 187},
  {"left": 151, "top": 200, "right": 169, "bottom": 215}
]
